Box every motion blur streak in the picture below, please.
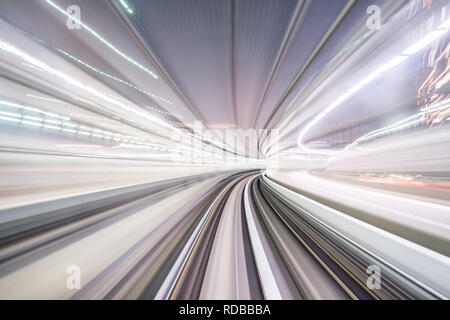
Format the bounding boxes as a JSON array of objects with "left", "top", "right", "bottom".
[{"left": 0, "top": 0, "right": 449, "bottom": 300}]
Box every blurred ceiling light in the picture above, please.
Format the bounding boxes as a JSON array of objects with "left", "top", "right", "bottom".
[
  {"left": 26, "top": 94, "right": 67, "bottom": 104},
  {"left": 0, "top": 115, "right": 20, "bottom": 123},
  {"left": 63, "top": 123, "right": 78, "bottom": 127},
  {"left": 0, "top": 98, "right": 174, "bottom": 149},
  {"left": 374, "top": 55, "right": 409, "bottom": 73},
  {"left": 44, "top": 124, "right": 61, "bottom": 130},
  {"left": 346, "top": 98, "right": 450, "bottom": 148},
  {"left": 21, "top": 120, "right": 42, "bottom": 127},
  {"left": 0, "top": 111, "right": 21, "bottom": 118},
  {"left": 0, "top": 40, "right": 180, "bottom": 133},
  {"left": 45, "top": 120, "right": 62, "bottom": 125},
  {"left": 119, "top": 0, "right": 134, "bottom": 14},
  {"left": 402, "top": 19, "right": 449, "bottom": 56},
  {"left": 1, "top": 44, "right": 206, "bottom": 155},
  {"left": 23, "top": 115, "right": 43, "bottom": 121},
  {"left": 57, "top": 49, "right": 173, "bottom": 105},
  {"left": 147, "top": 105, "right": 182, "bottom": 119},
  {"left": 297, "top": 18, "right": 450, "bottom": 149},
  {"left": 0, "top": 100, "right": 70, "bottom": 120},
  {"left": 45, "top": 0, "right": 156, "bottom": 78},
  {"left": 22, "top": 62, "right": 46, "bottom": 72}
]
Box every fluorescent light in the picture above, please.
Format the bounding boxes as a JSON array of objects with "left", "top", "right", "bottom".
[
  {"left": 23, "top": 115, "right": 43, "bottom": 122},
  {"left": 440, "top": 19, "right": 450, "bottom": 29},
  {"left": 119, "top": 0, "right": 129, "bottom": 8},
  {"left": 21, "top": 120, "right": 42, "bottom": 127},
  {"left": 63, "top": 122, "right": 77, "bottom": 127},
  {"left": 44, "top": 124, "right": 61, "bottom": 130},
  {"left": 118, "top": 0, "right": 134, "bottom": 14},
  {"left": 45, "top": 119, "right": 62, "bottom": 125},
  {"left": 46, "top": 0, "right": 157, "bottom": 78},
  {"left": 58, "top": 49, "right": 173, "bottom": 105},
  {"left": 22, "top": 62, "right": 46, "bottom": 72},
  {"left": 298, "top": 22, "right": 449, "bottom": 148},
  {"left": 0, "top": 100, "right": 70, "bottom": 120},
  {"left": 26, "top": 94, "right": 67, "bottom": 104},
  {"left": 402, "top": 29, "right": 447, "bottom": 55},
  {"left": 0, "top": 111, "right": 21, "bottom": 118},
  {"left": 0, "top": 115, "right": 20, "bottom": 123},
  {"left": 375, "top": 55, "right": 409, "bottom": 73}
]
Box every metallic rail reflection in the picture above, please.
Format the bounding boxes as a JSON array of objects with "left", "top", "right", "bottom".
[{"left": 0, "top": 168, "right": 448, "bottom": 300}]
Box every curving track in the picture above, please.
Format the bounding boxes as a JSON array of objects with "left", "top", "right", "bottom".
[{"left": 0, "top": 170, "right": 448, "bottom": 300}]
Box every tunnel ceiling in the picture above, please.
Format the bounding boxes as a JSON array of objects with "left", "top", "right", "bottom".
[{"left": 119, "top": 0, "right": 351, "bottom": 130}]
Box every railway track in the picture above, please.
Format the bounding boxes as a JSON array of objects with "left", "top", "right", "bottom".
[{"left": 0, "top": 171, "right": 448, "bottom": 299}]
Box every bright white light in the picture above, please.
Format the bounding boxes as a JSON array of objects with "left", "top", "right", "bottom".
[
  {"left": 401, "top": 19, "right": 449, "bottom": 56},
  {"left": 0, "top": 100, "right": 70, "bottom": 120},
  {"left": 0, "top": 111, "right": 21, "bottom": 118},
  {"left": 1, "top": 42, "right": 184, "bottom": 150},
  {"left": 0, "top": 115, "right": 20, "bottom": 123},
  {"left": 44, "top": 124, "right": 61, "bottom": 130},
  {"left": 45, "top": 119, "right": 62, "bottom": 125},
  {"left": 298, "top": 20, "right": 449, "bottom": 149},
  {"left": 440, "top": 19, "right": 450, "bottom": 29},
  {"left": 57, "top": 49, "right": 173, "bottom": 105},
  {"left": 22, "top": 62, "right": 46, "bottom": 72},
  {"left": 62, "top": 128, "right": 77, "bottom": 133},
  {"left": 119, "top": 0, "right": 130, "bottom": 9},
  {"left": 26, "top": 94, "right": 67, "bottom": 104},
  {"left": 22, "top": 120, "right": 42, "bottom": 127},
  {"left": 350, "top": 98, "right": 450, "bottom": 146},
  {"left": 23, "top": 115, "right": 43, "bottom": 122},
  {"left": 402, "top": 29, "right": 447, "bottom": 55},
  {"left": 45, "top": 0, "right": 157, "bottom": 79},
  {"left": 374, "top": 55, "right": 409, "bottom": 73}
]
